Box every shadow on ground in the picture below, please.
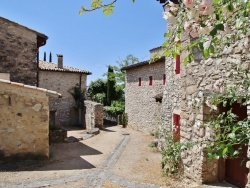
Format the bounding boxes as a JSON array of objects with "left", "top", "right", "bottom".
[{"left": 0, "top": 142, "right": 102, "bottom": 171}]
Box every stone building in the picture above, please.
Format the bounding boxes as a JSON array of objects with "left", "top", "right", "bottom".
[
  {"left": 0, "top": 16, "right": 48, "bottom": 86},
  {"left": 0, "top": 79, "right": 61, "bottom": 160},
  {"left": 39, "top": 55, "right": 91, "bottom": 127},
  {"left": 157, "top": 0, "right": 250, "bottom": 187},
  {"left": 179, "top": 37, "right": 250, "bottom": 188},
  {"left": 122, "top": 53, "right": 165, "bottom": 133}
]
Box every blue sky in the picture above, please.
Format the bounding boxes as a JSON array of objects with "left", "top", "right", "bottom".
[{"left": 0, "top": 0, "right": 166, "bottom": 85}]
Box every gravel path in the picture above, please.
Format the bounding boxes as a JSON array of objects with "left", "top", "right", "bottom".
[{"left": 0, "top": 126, "right": 167, "bottom": 188}]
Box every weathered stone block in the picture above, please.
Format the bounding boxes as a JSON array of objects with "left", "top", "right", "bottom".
[
  {"left": 186, "top": 85, "right": 197, "bottom": 95},
  {"left": 0, "top": 81, "right": 50, "bottom": 160}
]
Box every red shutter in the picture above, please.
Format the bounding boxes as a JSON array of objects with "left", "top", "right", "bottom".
[
  {"left": 138, "top": 77, "right": 141, "bottom": 86},
  {"left": 173, "top": 114, "right": 180, "bottom": 141},
  {"left": 175, "top": 54, "right": 180, "bottom": 74},
  {"left": 149, "top": 76, "right": 153, "bottom": 86},
  {"left": 163, "top": 74, "right": 166, "bottom": 85},
  {"left": 175, "top": 41, "right": 181, "bottom": 74}
]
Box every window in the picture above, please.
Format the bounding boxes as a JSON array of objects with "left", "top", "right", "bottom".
[
  {"left": 163, "top": 74, "right": 166, "bottom": 85},
  {"left": 175, "top": 54, "right": 180, "bottom": 74},
  {"left": 173, "top": 113, "right": 180, "bottom": 141},
  {"left": 138, "top": 77, "right": 141, "bottom": 86},
  {"left": 175, "top": 41, "right": 181, "bottom": 74},
  {"left": 149, "top": 76, "right": 153, "bottom": 86}
]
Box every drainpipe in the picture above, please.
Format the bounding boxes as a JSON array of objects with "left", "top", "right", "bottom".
[
  {"left": 36, "top": 51, "right": 39, "bottom": 87},
  {"left": 79, "top": 73, "right": 83, "bottom": 126}
]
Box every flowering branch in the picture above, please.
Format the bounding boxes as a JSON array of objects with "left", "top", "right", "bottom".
[{"left": 163, "top": 0, "right": 250, "bottom": 63}]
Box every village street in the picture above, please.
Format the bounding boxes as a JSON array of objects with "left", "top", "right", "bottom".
[{"left": 0, "top": 125, "right": 171, "bottom": 188}]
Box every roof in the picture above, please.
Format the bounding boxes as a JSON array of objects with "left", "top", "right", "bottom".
[
  {"left": 0, "top": 79, "right": 61, "bottom": 98},
  {"left": 0, "top": 17, "right": 48, "bottom": 46},
  {"left": 121, "top": 57, "right": 165, "bottom": 71},
  {"left": 39, "top": 61, "right": 92, "bottom": 75},
  {"left": 149, "top": 46, "right": 162, "bottom": 53}
]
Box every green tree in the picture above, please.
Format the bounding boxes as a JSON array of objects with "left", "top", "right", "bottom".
[
  {"left": 113, "top": 55, "right": 139, "bottom": 102},
  {"left": 87, "top": 78, "right": 107, "bottom": 105},
  {"left": 49, "top": 52, "right": 52, "bottom": 62},
  {"left": 68, "top": 84, "right": 86, "bottom": 126},
  {"left": 113, "top": 54, "right": 139, "bottom": 86},
  {"left": 79, "top": 0, "right": 136, "bottom": 16},
  {"left": 43, "top": 52, "right": 46, "bottom": 61},
  {"left": 68, "top": 83, "right": 86, "bottom": 109},
  {"left": 107, "top": 66, "right": 116, "bottom": 106}
]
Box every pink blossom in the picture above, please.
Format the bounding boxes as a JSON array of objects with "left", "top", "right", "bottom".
[
  {"left": 168, "top": 1, "right": 177, "bottom": 7},
  {"left": 213, "top": 79, "right": 224, "bottom": 92},
  {"left": 163, "top": 4, "right": 170, "bottom": 12},
  {"left": 184, "top": 21, "right": 191, "bottom": 32},
  {"left": 163, "top": 12, "right": 176, "bottom": 23},
  {"left": 198, "top": 1, "right": 214, "bottom": 15},
  {"left": 170, "top": 6, "right": 179, "bottom": 13},
  {"left": 199, "top": 26, "right": 211, "bottom": 35},
  {"left": 205, "top": 100, "right": 217, "bottom": 110},
  {"left": 187, "top": 8, "right": 199, "bottom": 20},
  {"left": 190, "top": 29, "right": 199, "bottom": 38},
  {"left": 183, "top": 0, "right": 195, "bottom": 8}
]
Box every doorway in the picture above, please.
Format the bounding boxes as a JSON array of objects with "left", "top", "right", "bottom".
[{"left": 220, "top": 102, "right": 249, "bottom": 188}]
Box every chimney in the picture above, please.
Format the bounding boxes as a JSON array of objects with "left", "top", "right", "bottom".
[{"left": 57, "top": 54, "right": 63, "bottom": 68}]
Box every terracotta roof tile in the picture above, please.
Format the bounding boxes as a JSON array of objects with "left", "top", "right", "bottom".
[
  {"left": 121, "top": 57, "right": 165, "bottom": 71},
  {"left": 0, "top": 79, "right": 61, "bottom": 98},
  {"left": 39, "top": 60, "right": 92, "bottom": 75}
]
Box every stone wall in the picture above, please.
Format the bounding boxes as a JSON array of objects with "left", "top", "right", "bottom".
[
  {"left": 0, "top": 80, "right": 50, "bottom": 160},
  {"left": 160, "top": 21, "right": 183, "bottom": 140},
  {"left": 39, "top": 71, "right": 87, "bottom": 126},
  {"left": 180, "top": 37, "right": 250, "bottom": 183},
  {"left": 84, "top": 100, "right": 103, "bottom": 130},
  {"left": 161, "top": 57, "right": 181, "bottom": 132},
  {"left": 0, "top": 17, "right": 40, "bottom": 86},
  {"left": 160, "top": 15, "right": 250, "bottom": 185},
  {"left": 125, "top": 61, "right": 165, "bottom": 133}
]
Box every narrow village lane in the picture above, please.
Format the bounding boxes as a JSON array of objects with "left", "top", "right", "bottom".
[{"left": 0, "top": 125, "right": 167, "bottom": 188}]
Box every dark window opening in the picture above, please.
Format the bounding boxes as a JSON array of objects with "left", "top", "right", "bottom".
[
  {"left": 138, "top": 77, "right": 141, "bottom": 86},
  {"left": 175, "top": 54, "right": 180, "bottom": 74},
  {"left": 175, "top": 41, "right": 181, "bottom": 74},
  {"left": 149, "top": 76, "right": 153, "bottom": 86},
  {"left": 163, "top": 74, "right": 166, "bottom": 85}
]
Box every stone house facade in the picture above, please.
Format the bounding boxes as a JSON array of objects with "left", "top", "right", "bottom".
[
  {"left": 122, "top": 55, "right": 165, "bottom": 133},
  {"left": 0, "top": 16, "right": 48, "bottom": 86},
  {"left": 0, "top": 79, "right": 61, "bottom": 160},
  {"left": 157, "top": 0, "right": 250, "bottom": 187},
  {"left": 39, "top": 55, "right": 91, "bottom": 127},
  {"left": 179, "top": 37, "right": 250, "bottom": 187}
]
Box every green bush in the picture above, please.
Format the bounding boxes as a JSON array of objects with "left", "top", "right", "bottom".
[
  {"left": 93, "top": 93, "right": 106, "bottom": 104},
  {"left": 104, "top": 101, "right": 125, "bottom": 115},
  {"left": 49, "top": 124, "right": 61, "bottom": 130},
  {"left": 121, "top": 112, "right": 128, "bottom": 127},
  {"left": 161, "top": 133, "right": 192, "bottom": 175}
]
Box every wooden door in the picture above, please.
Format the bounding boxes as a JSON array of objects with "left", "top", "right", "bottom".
[
  {"left": 223, "top": 102, "right": 249, "bottom": 188},
  {"left": 173, "top": 113, "right": 180, "bottom": 141},
  {"left": 225, "top": 144, "right": 249, "bottom": 188}
]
